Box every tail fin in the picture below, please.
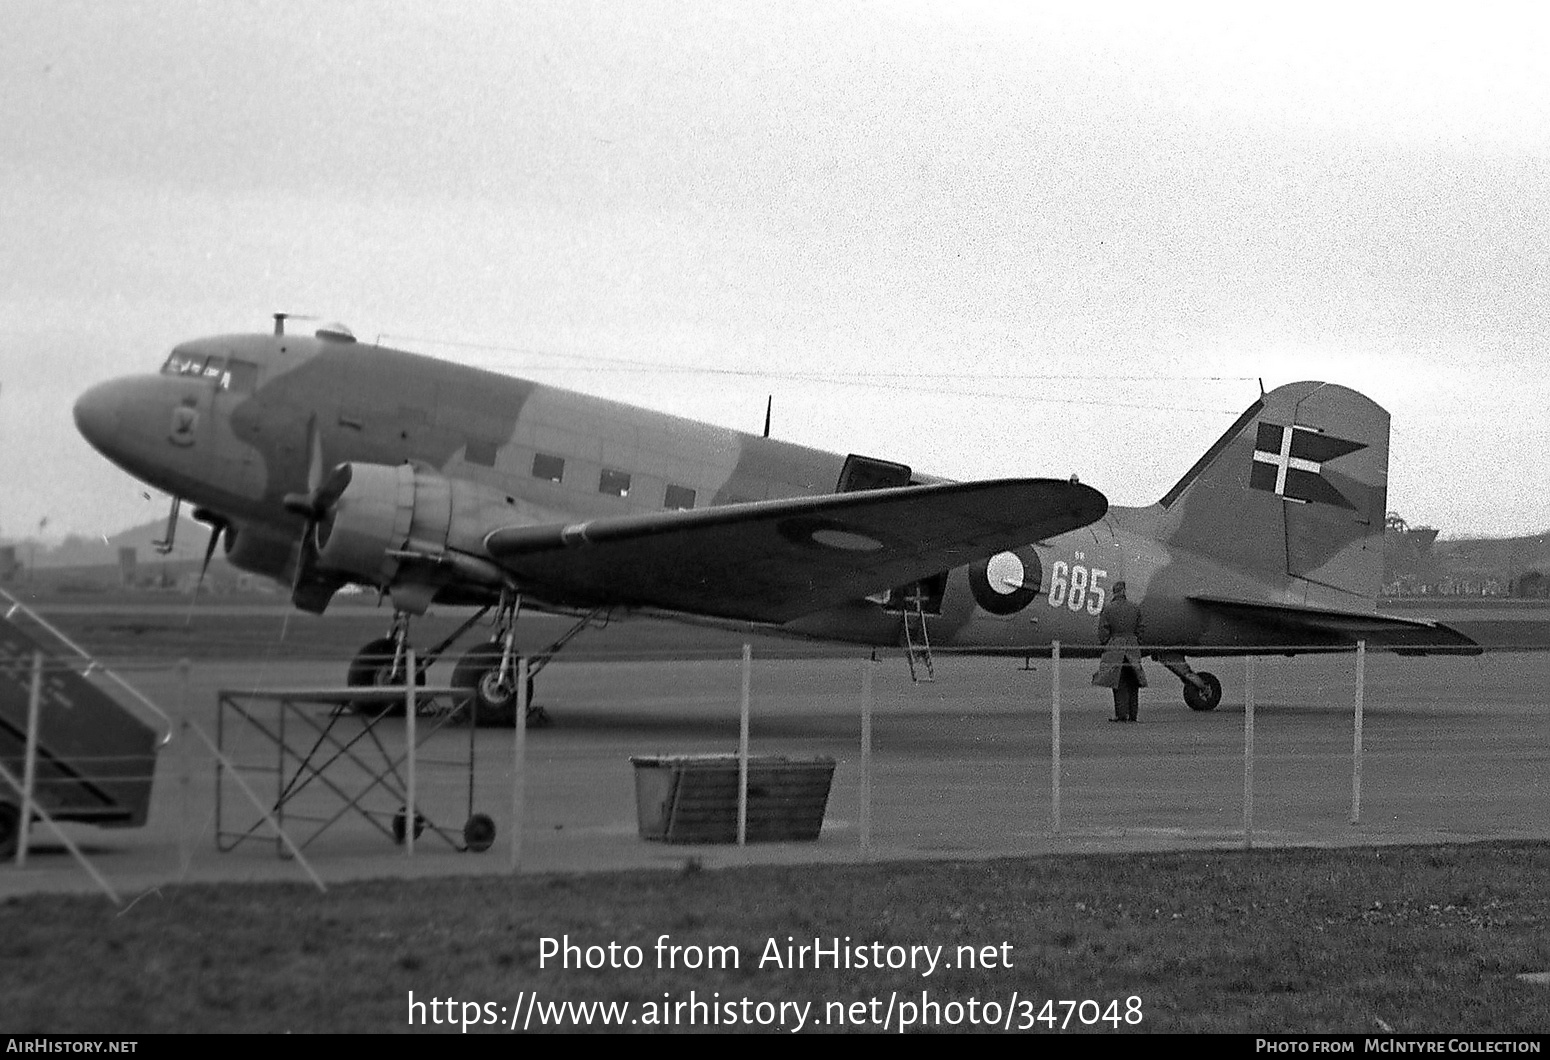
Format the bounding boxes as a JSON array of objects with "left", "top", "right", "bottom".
[{"left": 1158, "top": 382, "right": 1389, "bottom": 607}]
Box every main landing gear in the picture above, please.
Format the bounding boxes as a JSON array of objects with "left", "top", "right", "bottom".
[
  {"left": 449, "top": 595, "right": 608, "bottom": 728},
  {"left": 1156, "top": 653, "right": 1223, "bottom": 712},
  {"left": 341, "top": 591, "right": 608, "bottom": 728},
  {"left": 451, "top": 592, "right": 532, "bottom": 728},
  {"left": 345, "top": 611, "right": 431, "bottom": 717}
]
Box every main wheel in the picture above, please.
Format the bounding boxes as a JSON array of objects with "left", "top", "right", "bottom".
[
  {"left": 346, "top": 637, "right": 422, "bottom": 717},
  {"left": 463, "top": 813, "right": 497, "bottom": 853},
  {"left": 451, "top": 643, "right": 535, "bottom": 727},
  {"left": 392, "top": 807, "right": 426, "bottom": 845},
  {"left": 0, "top": 801, "right": 20, "bottom": 861},
  {"left": 1183, "top": 671, "right": 1223, "bottom": 711}
]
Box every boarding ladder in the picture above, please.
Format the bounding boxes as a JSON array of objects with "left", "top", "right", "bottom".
[{"left": 901, "top": 591, "right": 935, "bottom": 683}]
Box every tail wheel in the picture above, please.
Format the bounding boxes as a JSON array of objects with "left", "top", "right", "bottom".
[
  {"left": 0, "top": 801, "right": 20, "bottom": 861},
  {"left": 451, "top": 643, "right": 535, "bottom": 727},
  {"left": 346, "top": 637, "right": 422, "bottom": 717},
  {"left": 1184, "top": 671, "right": 1223, "bottom": 712}
]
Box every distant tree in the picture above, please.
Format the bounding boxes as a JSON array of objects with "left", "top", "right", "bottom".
[{"left": 1513, "top": 571, "right": 1549, "bottom": 598}]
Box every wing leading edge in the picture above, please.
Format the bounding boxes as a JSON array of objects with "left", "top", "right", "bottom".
[
  {"left": 1189, "top": 595, "right": 1482, "bottom": 655},
  {"left": 485, "top": 478, "right": 1108, "bottom": 623}
]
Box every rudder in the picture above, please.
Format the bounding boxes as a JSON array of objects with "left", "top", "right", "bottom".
[{"left": 1157, "top": 382, "right": 1389, "bottom": 607}]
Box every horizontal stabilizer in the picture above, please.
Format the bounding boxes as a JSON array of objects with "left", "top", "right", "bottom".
[
  {"left": 1190, "top": 595, "right": 1481, "bottom": 655},
  {"left": 486, "top": 478, "right": 1108, "bottom": 623}
]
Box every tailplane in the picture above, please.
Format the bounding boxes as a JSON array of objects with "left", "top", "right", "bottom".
[{"left": 1157, "top": 382, "right": 1389, "bottom": 607}]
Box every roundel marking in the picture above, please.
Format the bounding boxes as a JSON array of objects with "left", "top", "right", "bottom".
[
  {"left": 809, "top": 528, "right": 885, "bottom": 552},
  {"left": 777, "top": 516, "right": 890, "bottom": 552},
  {"left": 970, "top": 548, "right": 1043, "bottom": 615},
  {"left": 986, "top": 551, "right": 1025, "bottom": 595}
]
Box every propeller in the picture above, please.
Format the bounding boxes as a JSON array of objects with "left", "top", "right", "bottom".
[
  {"left": 282, "top": 461, "right": 353, "bottom": 522},
  {"left": 284, "top": 463, "right": 352, "bottom": 603},
  {"left": 184, "top": 509, "right": 230, "bottom": 627},
  {"left": 280, "top": 418, "right": 354, "bottom": 608}
]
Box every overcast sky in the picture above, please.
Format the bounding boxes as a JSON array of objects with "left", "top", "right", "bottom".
[{"left": 2, "top": 0, "right": 1546, "bottom": 540}]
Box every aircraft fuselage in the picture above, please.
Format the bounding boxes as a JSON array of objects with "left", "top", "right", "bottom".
[{"left": 73, "top": 329, "right": 1421, "bottom": 663}]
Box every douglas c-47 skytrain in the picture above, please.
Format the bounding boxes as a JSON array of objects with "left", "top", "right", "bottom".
[{"left": 73, "top": 317, "right": 1476, "bottom": 723}]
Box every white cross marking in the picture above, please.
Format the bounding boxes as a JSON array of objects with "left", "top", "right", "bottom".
[{"left": 1253, "top": 425, "right": 1321, "bottom": 495}]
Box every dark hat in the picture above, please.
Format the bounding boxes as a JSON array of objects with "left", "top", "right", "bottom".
[{"left": 1112, "top": 580, "right": 1128, "bottom": 596}]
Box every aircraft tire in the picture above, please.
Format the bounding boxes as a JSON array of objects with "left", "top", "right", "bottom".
[
  {"left": 392, "top": 807, "right": 426, "bottom": 845},
  {"left": 0, "top": 800, "right": 19, "bottom": 862},
  {"left": 346, "top": 637, "right": 418, "bottom": 717},
  {"left": 463, "top": 813, "right": 497, "bottom": 853},
  {"left": 1183, "top": 671, "right": 1223, "bottom": 712},
  {"left": 451, "top": 644, "right": 534, "bottom": 727}
]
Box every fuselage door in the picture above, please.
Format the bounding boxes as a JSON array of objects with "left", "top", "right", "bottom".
[
  {"left": 838, "top": 455, "right": 948, "bottom": 613},
  {"left": 836, "top": 454, "right": 912, "bottom": 493}
]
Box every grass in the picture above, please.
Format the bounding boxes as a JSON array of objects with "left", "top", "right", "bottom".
[{"left": 2, "top": 841, "right": 1548, "bottom": 1033}]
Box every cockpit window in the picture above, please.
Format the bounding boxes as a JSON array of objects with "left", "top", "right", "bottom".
[
  {"left": 223, "top": 359, "right": 259, "bottom": 392},
  {"left": 162, "top": 352, "right": 225, "bottom": 380},
  {"left": 160, "top": 353, "right": 259, "bottom": 392}
]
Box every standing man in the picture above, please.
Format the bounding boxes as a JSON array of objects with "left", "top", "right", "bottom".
[{"left": 1093, "top": 580, "right": 1147, "bottom": 722}]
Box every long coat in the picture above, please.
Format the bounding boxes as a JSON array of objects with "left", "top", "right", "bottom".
[{"left": 1092, "top": 595, "right": 1148, "bottom": 688}]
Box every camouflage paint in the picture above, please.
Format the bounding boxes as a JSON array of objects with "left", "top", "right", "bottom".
[{"left": 76, "top": 334, "right": 1467, "bottom": 662}]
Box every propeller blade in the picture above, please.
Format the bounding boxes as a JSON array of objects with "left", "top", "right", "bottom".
[
  {"left": 184, "top": 523, "right": 224, "bottom": 627},
  {"left": 290, "top": 520, "right": 321, "bottom": 603},
  {"left": 284, "top": 418, "right": 331, "bottom": 516},
  {"left": 277, "top": 422, "right": 352, "bottom": 613},
  {"left": 313, "top": 463, "right": 353, "bottom": 513},
  {"left": 283, "top": 461, "right": 352, "bottom": 520},
  {"left": 306, "top": 415, "right": 325, "bottom": 493}
]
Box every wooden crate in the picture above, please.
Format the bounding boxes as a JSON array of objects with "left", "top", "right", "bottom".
[{"left": 631, "top": 755, "right": 836, "bottom": 843}]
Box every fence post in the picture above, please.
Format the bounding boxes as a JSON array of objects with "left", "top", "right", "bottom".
[
  {"left": 859, "top": 657, "right": 873, "bottom": 855},
  {"left": 405, "top": 648, "right": 416, "bottom": 858},
  {"left": 1051, "top": 641, "right": 1061, "bottom": 836},
  {"left": 509, "top": 657, "right": 529, "bottom": 873},
  {"left": 17, "top": 650, "right": 43, "bottom": 866},
  {"left": 1243, "top": 655, "right": 1255, "bottom": 850},
  {"left": 738, "top": 645, "right": 751, "bottom": 847},
  {"left": 0, "top": 759, "right": 119, "bottom": 904},
  {"left": 177, "top": 660, "right": 192, "bottom": 873},
  {"left": 1351, "top": 640, "right": 1365, "bottom": 825}
]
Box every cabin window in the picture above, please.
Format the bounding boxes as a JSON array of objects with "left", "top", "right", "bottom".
[
  {"left": 531, "top": 453, "right": 565, "bottom": 483},
  {"left": 599, "top": 468, "right": 632, "bottom": 498},
  {"left": 465, "top": 439, "right": 500, "bottom": 467},
  {"left": 664, "top": 484, "right": 696, "bottom": 510}
]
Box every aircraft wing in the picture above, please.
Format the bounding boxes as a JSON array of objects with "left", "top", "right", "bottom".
[
  {"left": 1189, "top": 595, "right": 1482, "bottom": 655},
  {"left": 485, "top": 478, "right": 1107, "bottom": 623}
]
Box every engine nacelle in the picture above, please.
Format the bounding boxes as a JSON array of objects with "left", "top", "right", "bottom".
[{"left": 312, "top": 462, "right": 509, "bottom": 600}]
